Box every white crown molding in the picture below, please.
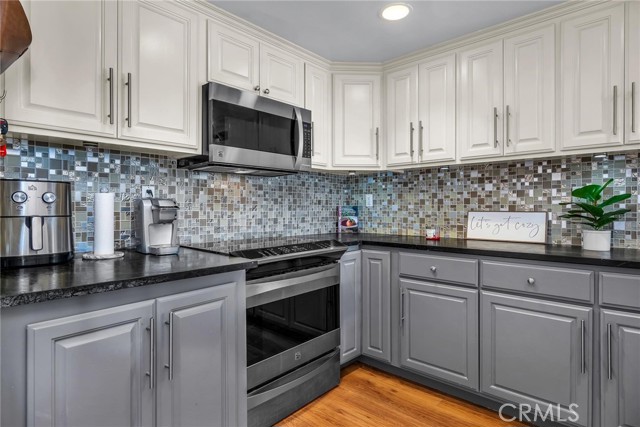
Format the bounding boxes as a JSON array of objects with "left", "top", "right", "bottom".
[{"left": 179, "top": 0, "right": 332, "bottom": 68}]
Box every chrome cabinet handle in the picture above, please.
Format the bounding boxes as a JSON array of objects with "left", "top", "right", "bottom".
[
  {"left": 254, "top": 85, "right": 260, "bottom": 91},
  {"left": 409, "top": 122, "right": 415, "bottom": 159},
  {"left": 581, "top": 319, "right": 586, "bottom": 374},
  {"left": 632, "top": 82, "right": 636, "bottom": 133},
  {"left": 263, "top": 88, "right": 270, "bottom": 95},
  {"left": 613, "top": 85, "right": 618, "bottom": 136},
  {"left": 506, "top": 105, "right": 511, "bottom": 147},
  {"left": 418, "top": 120, "right": 424, "bottom": 161},
  {"left": 607, "top": 323, "right": 612, "bottom": 380},
  {"left": 430, "top": 266, "right": 437, "bottom": 273},
  {"left": 527, "top": 278, "right": 535, "bottom": 285},
  {"left": 493, "top": 107, "right": 499, "bottom": 148},
  {"left": 125, "top": 73, "right": 132, "bottom": 128},
  {"left": 107, "top": 68, "right": 114, "bottom": 125},
  {"left": 165, "top": 312, "right": 174, "bottom": 381},
  {"left": 400, "top": 289, "right": 405, "bottom": 331},
  {"left": 375, "top": 127, "right": 380, "bottom": 161},
  {"left": 146, "top": 317, "right": 155, "bottom": 389}
]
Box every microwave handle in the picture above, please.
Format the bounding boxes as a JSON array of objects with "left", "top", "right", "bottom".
[{"left": 293, "top": 107, "right": 304, "bottom": 169}]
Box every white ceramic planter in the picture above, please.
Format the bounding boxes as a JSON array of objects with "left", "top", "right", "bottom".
[{"left": 582, "top": 230, "right": 611, "bottom": 251}]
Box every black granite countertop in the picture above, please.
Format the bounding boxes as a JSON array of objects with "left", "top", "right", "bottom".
[
  {"left": 313, "top": 233, "right": 640, "bottom": 270},
  {"left": 1, "top": 249, "right": 256, "bottom": 308}
]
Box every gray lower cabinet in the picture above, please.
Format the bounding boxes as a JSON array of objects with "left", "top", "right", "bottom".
[
  {"left": 156, "top": 283, "right": 240, "bottom": 427},
  {"left": 26, "top": 282, "right": 243, "bottom": 427},
  {"left": 362, "top": 249, "right": 391, "bottom": 362},
  {"left": 340, "top": 250, "right": 362, "bottom": 364},
  {"left": 601, "top": 309, "right": 640, "bottom": 427},
  {"left": 27, "top": 300, "right": 155, "bottom": 427},
  {"left": 399, "top": 278, "right": 479, "bottom": 390},
  {"left": 481, "top": 291, "right": 592, "bottom": 427}
]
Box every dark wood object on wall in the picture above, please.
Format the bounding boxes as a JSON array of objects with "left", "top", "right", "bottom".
[{"left": 0, "top": 0, "right": 32, "bottom": 74}]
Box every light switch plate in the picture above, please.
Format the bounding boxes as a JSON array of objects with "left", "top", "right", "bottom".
[{"left": 365, "top": 194, "right": 373, "bottom": 207}]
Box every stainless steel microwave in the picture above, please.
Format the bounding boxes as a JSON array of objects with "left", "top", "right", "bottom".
[{"left": 178, "top": 82, "right": 312, "bottom": 176}]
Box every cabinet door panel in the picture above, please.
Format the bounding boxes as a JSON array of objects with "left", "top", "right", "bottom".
[
  {"left": 5, "top": 0, "right": 117, "bottom": 136},
  {"left": 27, "top": 301, "right": 154, "bottom": 427},
  {"left": 156, "top": 284, "right": 239, "bottom": 427},
  {"left": 260, "top": 44, "right": 304, "bottom": 107},
  {"left": 362, "top": 250, "right": 391, "bottom": 362},
  {"left": 207, "top": 21, "right": 260, "bottom": 91},
  {"left": 305, "top": 64, "right": 332, "bottom": 168},
  {"left": 627, "top": 1, "right": 640, "bottom": 145},
  {"left": 400, "top": 279, "right": 478, "bottom": 389},
  {"left": 481, "top": 291, "right": 591, "bottom": 426},
  {"left": 340, "top": 250, "right": 362, "bottom": 364},
  {"left": 602, "top": 310, "right": 640, "bottom": 427},
  {"left": 120, "top": 0, "right": 199, "bottom": 149},
  {"left": 457, "top": 40, "right": 503, "bottom": 160},
  {"left": 386, "top": 67, "right": 418, "bottom": 166},
  {"left": 504, "top": 25, "right": 555, "bottom": 155},
  {"left": 333, "top": 74, "right": 382, "bottom": 168},
  {"left": 560, "top": 4, "right": 625, "bottom": 150},
  {"left": 418, "top": 53, "right": 456, "bottom": 163}
]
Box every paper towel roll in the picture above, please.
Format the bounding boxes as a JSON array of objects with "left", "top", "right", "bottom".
[{"left": 94, "top": 192, "right": 115, "bottom": 255}]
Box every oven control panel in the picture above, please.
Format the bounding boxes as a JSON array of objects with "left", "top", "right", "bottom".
[{"left": 233, "top": 240, "right": 338, "bottom": 260}]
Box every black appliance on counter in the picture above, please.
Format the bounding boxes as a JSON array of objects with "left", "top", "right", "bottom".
[{"left": 183, "top": 237, "right": 347, "bottom": 427}]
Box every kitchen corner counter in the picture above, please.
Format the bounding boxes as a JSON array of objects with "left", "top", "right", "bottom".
[
  {"left": 0, "top": 249, "right": 256, "bottom": 308},
  {"left": 326, "top": 233, "right": 640, "bottom": 270}
]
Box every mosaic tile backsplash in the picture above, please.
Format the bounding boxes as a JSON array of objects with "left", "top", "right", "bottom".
[
  {"left": 0, "top": 138, "right": 349, "bottom": 252},
  {"left": 346, "top": 152, "right": 639, "bottom": 249},
  {"left": 1, "top": 138, "right": 638, "bottom": 250}
]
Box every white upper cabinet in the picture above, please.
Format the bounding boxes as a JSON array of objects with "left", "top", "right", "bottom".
[
  {"left": 259, "top": 44, "right": 304, "bottom": 106},
  {"left": 207, "top": 21, "right": 260, "bottom": 92},
  {"left": 627, "top": 1, "right": 640, "bottom": 145},
  {"left": 386, "top": 67, "right": 418, "bottom": 167},
  {"left": 560, "top": 4, "right": 625, "bottom": 150},
  {"left": 305, "top": 64, "right": 332, "bottom": 168},
  {"left": 119, "top": 0, "right": 200, "bottom": 150},
  {"left": 417, "top": 53, "right": 457, "bottom": 163},
  {"left": 503, "top": 25, "right": 556, "bottom": 155},
  {"left": 5, "top": 0, "right": 118, "bottom": 137},
  {"left": 457, "top": 40, "right": 504, "bottom": 160},
  {"left": 207, "top": 22, "right": 304, "bottom": 106},
  {"left": 333, "top": 73, "right": 382, "bottom": 169}
]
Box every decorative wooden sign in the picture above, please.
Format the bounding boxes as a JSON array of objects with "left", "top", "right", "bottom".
[{"left": 466, "top": 211, "right": 548, "bottom": 244}]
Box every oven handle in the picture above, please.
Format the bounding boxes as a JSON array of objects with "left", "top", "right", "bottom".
[
  {"left": 293, "top": 106, "right": 304, "bottom": 169},
  {"left": 247, "top": 349, "right": 339, "bottom": 409},
  {"left": 246, "top": 263, "right": 339, "bottom": 308}
]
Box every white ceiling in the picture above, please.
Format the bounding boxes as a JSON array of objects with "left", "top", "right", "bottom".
[{"left": 209, "top": 1, "right": 564, "bottom": 62}]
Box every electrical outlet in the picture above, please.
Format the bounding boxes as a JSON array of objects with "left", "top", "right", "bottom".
[
  {"left": 366, "top": 194, "right": 373, "bottom": 207},
  {"left": 142, "top": 186, "right": 155, "bottom": 198}
]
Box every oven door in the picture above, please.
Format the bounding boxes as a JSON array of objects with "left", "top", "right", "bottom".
[{"left": 246, "top": 263, "right": 340, "bottom": 391}]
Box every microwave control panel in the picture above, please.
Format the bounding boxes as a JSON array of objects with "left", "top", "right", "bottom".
[{"left": 303, "top": 122, "right": 312, "bottom": 158}]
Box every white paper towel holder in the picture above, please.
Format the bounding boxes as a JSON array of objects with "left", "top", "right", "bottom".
[{"left": 82, "top": 251, "right": 125, "bottom": 260}]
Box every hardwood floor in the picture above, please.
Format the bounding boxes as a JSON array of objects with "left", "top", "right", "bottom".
[{"left": 277, "top": 363, "right": 525, "bottom": 427}]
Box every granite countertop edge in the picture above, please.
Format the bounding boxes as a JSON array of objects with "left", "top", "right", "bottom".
[{"left": 1, "top": 259, "right": 257, "bottom": 308}]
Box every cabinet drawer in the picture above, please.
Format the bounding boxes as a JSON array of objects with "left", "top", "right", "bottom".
[
  {"left": 481, "top": 261, "right": 593, "bottom": 302},
  {"left": 600, "top": 272, "right": 640, "bottom": 310},
  {"left": 399, "top": 253, "right": 478, "bottom": 286}
]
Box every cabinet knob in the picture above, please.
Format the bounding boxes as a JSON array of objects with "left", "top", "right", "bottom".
[
  {"left": 263, "top": 88, "right": 270, "bottom": 95},
  {"left": 254, "top": 85, "right": 260, "bottom": 91},
  {"left": 527, "top": 278, "right": 535, "bottom": 285},
  {"left": 430, "top": 266, "right": 437, "bottom": 273}
]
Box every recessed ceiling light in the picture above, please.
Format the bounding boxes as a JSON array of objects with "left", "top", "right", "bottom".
[{"left": 380, "top": 3, "right": 412, "bottom": 21}]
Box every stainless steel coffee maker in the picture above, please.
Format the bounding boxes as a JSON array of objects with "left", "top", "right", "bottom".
[
  {"left": 134, "top": 198, "right": 180, "bottom": 255},
  {"left": 0, "top": 179, "right": 74, "bottom": 268}
]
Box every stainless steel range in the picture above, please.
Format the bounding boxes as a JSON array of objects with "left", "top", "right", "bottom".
[{"left": 183, "top": 237, "right": 347, "bottom": 427}]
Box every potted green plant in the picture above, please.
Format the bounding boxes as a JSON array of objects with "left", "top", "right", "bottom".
[{"left": 560, "top": 179, "right": 631, "bottom": 251}]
